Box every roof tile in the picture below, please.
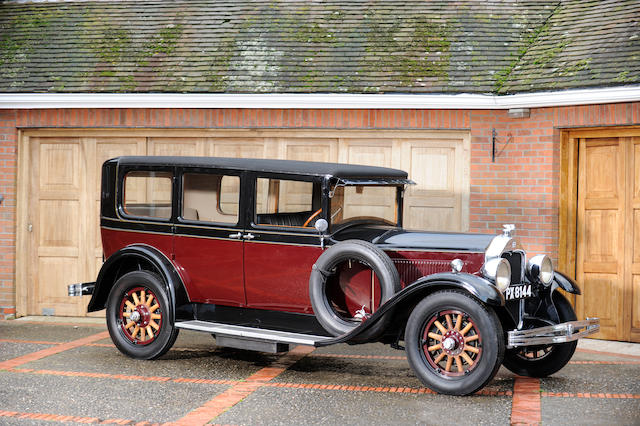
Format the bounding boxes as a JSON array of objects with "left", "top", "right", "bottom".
[{"left": 0, "top": 0, "right": 636, "bottom": 94}]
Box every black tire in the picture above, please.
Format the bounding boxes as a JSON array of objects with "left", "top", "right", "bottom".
[
  {"left": 502, "top": 292, "right": 577, "bottom": 377},
  {"left": 309, "top": 240, "right": 400, "bottom": 339},
  {"left": 106, "top": 271, "right": 179, "bottom": 360},
  {"left": 405, "top": 290, "right": 504, "bottom": 396}
]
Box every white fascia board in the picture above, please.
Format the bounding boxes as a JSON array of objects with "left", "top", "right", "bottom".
[{"left": 1, "top": 85, "right": 640, "bottom": 110}]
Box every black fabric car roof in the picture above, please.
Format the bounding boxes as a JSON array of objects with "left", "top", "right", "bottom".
[{"left": 114, "top": 156, "right": 408, "bottom": 179}]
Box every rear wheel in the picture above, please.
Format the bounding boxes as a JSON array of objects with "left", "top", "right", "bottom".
[
  {"left": 502, "top": 292, "right": 577, "bottom": 377},
  {"left": 106, "top": 271, "right": 179, "bottom": 360},
  {"left": 405, "top": 290, "right": 504, "bottom": 395}
]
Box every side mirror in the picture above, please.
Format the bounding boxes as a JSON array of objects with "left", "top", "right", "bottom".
[{"left": 314, "top": 218, "right": 328, "bottom": 234}]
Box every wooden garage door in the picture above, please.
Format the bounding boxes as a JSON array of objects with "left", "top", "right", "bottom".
[
  {"left": 24, "top": 136, "right": 145, "bottom": 316},
  {"left": 19, "top": 130, "right": 469, "bottom": 317},
  {"left": 575, "top": 134, "right": 640, "bottom": 342}
]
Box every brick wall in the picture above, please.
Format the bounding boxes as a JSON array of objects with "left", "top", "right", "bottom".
[
  {"left": 0, "top": 110, "right": 17, "bottom": 319},
  {"left": 0, "top": 103, "right": 639, "bottom": 319}
]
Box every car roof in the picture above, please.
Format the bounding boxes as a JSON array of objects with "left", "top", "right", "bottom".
[{"left": 112, "top": 156, "right": 409, "bottom": 179}]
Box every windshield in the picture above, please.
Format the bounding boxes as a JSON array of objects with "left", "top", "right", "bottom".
[{"left": 329, "top": 184, "right": 400, "bottom": 229}]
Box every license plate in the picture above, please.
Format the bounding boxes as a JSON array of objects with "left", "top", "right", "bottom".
[{"left": 505, "top": 284, "right": 533, "bottom": 300}]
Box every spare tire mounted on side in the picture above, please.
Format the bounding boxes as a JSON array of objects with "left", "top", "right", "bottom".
[{"left": 309, "top": 240, "right": 400, "bottom": 340}]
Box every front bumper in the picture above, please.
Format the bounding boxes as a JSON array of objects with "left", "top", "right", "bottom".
[
  {"left": 67, "top": 282, "right": 95, "bottom": 297},
  {"left": 507, "top": 318, "right": 600, "bottom": 348}
]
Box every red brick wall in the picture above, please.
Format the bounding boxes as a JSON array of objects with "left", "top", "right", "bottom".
[{"left": 0, "top": 103, "right": 639, "bottom": 319}]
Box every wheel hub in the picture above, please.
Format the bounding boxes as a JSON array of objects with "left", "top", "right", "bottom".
[
  {"left": 129, "top": 311, "right": 141, "bottom": 322},
  {"left": 134, "top": 304, "right": 151, "bottom": 327},
  {"left": 441, "top": 330, "right": 465, "bottom": 356}
]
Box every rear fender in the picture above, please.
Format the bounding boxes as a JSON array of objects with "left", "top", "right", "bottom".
[
  {"left": 87, "top": 245, "right": 187, "bottom": 323},
  {"left": 317, "top": 272, "right": 504, "bottom": 346}
]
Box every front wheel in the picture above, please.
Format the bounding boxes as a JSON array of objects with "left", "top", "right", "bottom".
[
  {"left": 106, "top": 271, "right": 179, "bottom": 360},
  {"left": 405, "top": 290, "right": 504, "bottom": 396},
  {"left": 502, "top": 292, "right": 577, "bottom": 377}
]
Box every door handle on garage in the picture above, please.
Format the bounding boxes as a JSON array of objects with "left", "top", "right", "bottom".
[
  {"left": 229, "top": 232, "right": 242, "bottom": 239},
  {"left": 242, "top": 233, "right": 255, "bottom": 240}
]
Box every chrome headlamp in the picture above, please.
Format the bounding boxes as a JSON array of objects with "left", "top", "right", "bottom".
[
  {"left": 527, "top": 254, "right": 554, "bottom": 286},
  {"left": 482, "top": 258, "right": 511, "bottom": 293}
]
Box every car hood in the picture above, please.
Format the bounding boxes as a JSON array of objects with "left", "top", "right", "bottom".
[{"left": 331, "top": 225, "right": 494, "bottom": 252}]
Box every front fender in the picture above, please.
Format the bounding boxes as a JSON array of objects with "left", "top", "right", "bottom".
[
  {"left": 87, "top": 245, "right": 186, "bottom": 324},
  {"left": 552, "top": 271, "right": 581, "bottom": 295},
  {"left": 406, "top": 273, "right": 505, "bottom": 306},
  {"left": 316, "top": 272, "right": 504, "bottom": 346}
]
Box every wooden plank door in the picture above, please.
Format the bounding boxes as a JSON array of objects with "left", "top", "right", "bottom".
[
  {"left": 629, "top": 137, "right": 640, "bottom": 342},
  {"left": 27, "top": 136, "right": 146, "bottom": 316},
  {"left": 576, "top": 136, "right": 639, "bottom": 341},
  {"left": 28, "top": 137, "right": 88, "bottom": 316},
  {"left": 400, "top": 138, "right": 469, "bottom": 231}
]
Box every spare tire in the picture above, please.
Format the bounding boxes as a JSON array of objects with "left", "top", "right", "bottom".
[{"left": 309, "top": 240, "right": 401, "bottom": 340}]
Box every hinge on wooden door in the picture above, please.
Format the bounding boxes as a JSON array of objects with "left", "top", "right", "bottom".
[{"left": 27, "top": 223, "right": 33, "bottom": 232}]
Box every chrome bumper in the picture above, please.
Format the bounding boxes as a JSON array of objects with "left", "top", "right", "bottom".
[
  {"left": 507, "top": 318, "right": 600, "bottom": 348},
  {"left": 67, "top": 282, "right": 95, "bottom": 297}
]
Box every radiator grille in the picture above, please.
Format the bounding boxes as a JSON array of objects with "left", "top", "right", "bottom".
[
  {"left": 501, "top": 251, "right": 524, "bottom": 284},
  {"left": 393, "top": 259, "right": 453, "bottom": 285}
]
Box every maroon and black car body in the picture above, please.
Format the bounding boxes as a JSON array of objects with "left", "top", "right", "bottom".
[{"left": 70, "top": 156, "right": 599, "bottom": 395}]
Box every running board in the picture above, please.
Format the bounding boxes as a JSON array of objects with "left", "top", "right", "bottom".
[{"left": 175, "top": 320, "right": 333, "bottom": 353}]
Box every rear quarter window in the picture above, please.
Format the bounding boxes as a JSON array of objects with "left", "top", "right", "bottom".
[{"left": 123, "top": 171, "right": 173, "bottom": 219}]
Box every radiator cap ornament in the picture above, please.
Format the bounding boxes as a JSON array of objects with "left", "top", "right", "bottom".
[{"left": 502, "top": 224, "right": 516, "bottom": 237}]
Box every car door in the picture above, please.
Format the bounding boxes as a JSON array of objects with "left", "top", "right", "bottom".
[
  {"left": 243, "top": 173, "right": 325, "bottom": 313},
  {"left": 173, "top": 168, "right": 246, "bottom": 307}
]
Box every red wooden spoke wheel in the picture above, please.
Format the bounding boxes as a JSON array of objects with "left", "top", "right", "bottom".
[
  {"left": 118, "top": 286, "right": 163, "bottom": 345},
  {"left": 405, "top": 290, "right": 504, "bottom": 395},
  {"left": 421, "top": 309, "right": 482, "bottom": 377},
  {"left": 106, "top": 271, "right": 178, "bottom": 360}
]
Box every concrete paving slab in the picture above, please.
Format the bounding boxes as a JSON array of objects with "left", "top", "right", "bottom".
[
  {"left": 216, "top": 386, "right": 512, "bottom": 426},
  {"left": 15, "top": 316, "right": 105, "bottom": 326},
  {"left": 0, "top": 322, "right": 104, "bottom": 343},
  {"left": 20, "top": 344, "right": 276, "bottom": 382},
  {"left": 571, "top": 349, "right": 640, "bottom": 362},
  {"left": 274, "top": 353, "right": 423, "bottom": 388},
  {"left": 0, "top": 370, "right": 228, "bottom": 423},
  {"left": 312, "top": 342, "right": 406, "bottom": 357},
  {"left": 542, "top": 396, "right": 640, "bottom": 426},
  {"left": 276, "top": 354, "right": 515, "bottom": 393},
  {"left": 0, "top": 342, "right": 55, "bottom": 362},
  {"left": 578, "top": 338, "right": 640, "bottom": 357},
  {"left": 540, "top": 364, "right": 640, "bottom": 394}
]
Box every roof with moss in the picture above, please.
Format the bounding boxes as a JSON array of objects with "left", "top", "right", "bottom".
[{"left": 0, "top": 0, "right": 638, "bottom": 94}]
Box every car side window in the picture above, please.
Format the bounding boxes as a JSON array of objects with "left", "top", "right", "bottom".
[
  {"left": 123, "top": 171, "right": 173, "bottom": 219},
  {"left": 182, "top": 173, "right": 240, "bottom": 224},
  {"left": 255, "top": 178, "right": 317, "bottom": 227}
]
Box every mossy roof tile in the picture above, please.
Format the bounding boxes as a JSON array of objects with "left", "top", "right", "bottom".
[{"left": 0, "top": 0, "right": 637, "bottom": 94}]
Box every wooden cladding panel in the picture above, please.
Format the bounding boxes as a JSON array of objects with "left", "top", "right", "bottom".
[
  {"left": 575, "top": 133, "right": 640, "bottom": 342},
  {"left": 632, "top": 138, "right": 640, "bottom": 342},
  {"left": 633, "top": 275, "right": 640, "bottom": 331}
]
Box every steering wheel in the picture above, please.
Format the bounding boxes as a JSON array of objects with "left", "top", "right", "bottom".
[{"left": 303, "top": 209, "right": 323, "bottom": 227}]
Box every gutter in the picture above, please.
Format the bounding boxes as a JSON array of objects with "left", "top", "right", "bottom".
[{"left": 1, "top": 85, "right": 639, "bottom": 110}]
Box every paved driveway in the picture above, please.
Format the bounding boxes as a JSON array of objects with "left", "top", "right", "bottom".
[{"left": 0, "top": 318, "right": 638, "bottom": 425}]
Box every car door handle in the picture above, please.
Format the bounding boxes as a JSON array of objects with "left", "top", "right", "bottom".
[
  {"left": 229, "top": 232, "right": 242, "bottom": 239},
  {"left": 242, "top": 233, "right": 255, "bottom": 240}
]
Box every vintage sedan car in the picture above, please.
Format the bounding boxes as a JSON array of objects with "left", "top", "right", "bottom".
[{"left": 69, "top": 156, "right": 599, "bottom": 395}]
